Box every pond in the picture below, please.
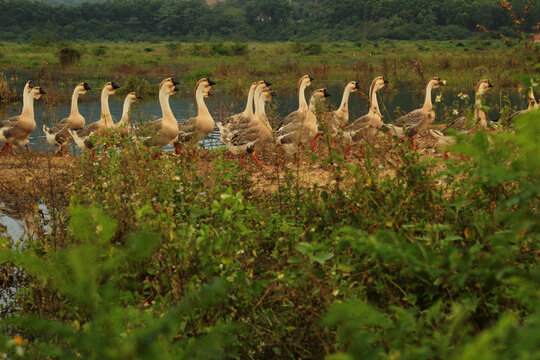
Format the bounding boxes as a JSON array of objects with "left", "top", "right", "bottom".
[{"left": 0, "top": 84, "right": 525, "bottom": 152}]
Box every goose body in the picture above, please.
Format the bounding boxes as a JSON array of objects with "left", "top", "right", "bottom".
[
  {"left": 218, "top": 81, "right": 270, "bottom": 147},
  {"left": 343, "top": 76, "right": 387, "bottom": 146},
  {"left": 173, "top": 78, "right": 216, "bottom": 151},
  {"left": 43, "top": 82, "right": 90, "bottom": 155},
  {"left": 385, "top": 77, "right": 444, "bottom": 138},
  {"left": 325, "top": 81, "right": 360, "bottom": 136},
  {"left": 276, "top": 86, "right": 329, "bottom": 156},
  {"left": 226, "top": 87, "right": 274, "bottom": 167},
  {"left": 69, "top": 81, "right": 119, "bottom": 151},
  {"left": 0, "top": 81, "right": 45, "bottom": 153},
  {"left": 508, "top": 88, "right": 538, "bottom": 122},
  {"left": 114, "top": 92, "right": 141, "bottom": 136}
]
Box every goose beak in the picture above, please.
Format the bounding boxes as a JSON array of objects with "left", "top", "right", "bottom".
[
  {"left": 383, "top": 78, "right": 389, "bottom": 84},
  {"left": 172, "top": 78, "right": 180, "bottom": 86},
  {"left": 39, "top": 88, "right": 46, "bottom": 95},
  {"left": 264, "top": 80, "right": 272, "bottom": 87},
  {"left": 112, "top": 82, "right": 120, "bottom": 89},
  {"left": 84, "top": 83, "right": 91, "bottom": 91},
  {"left": 323, "top": 89, "right": 331, "bottom": 97},
  {"left": 308, "top": 76, "right": 314, "bottom": 81},
  {"left": 173, "top": 86, "right": 180, "bottom": 92},
  {"left": 208, "top": 79, "right": 216, "bottom": 86},
  {"left": 137, "top": 95, "right": 143, "bottom": 100},
  {"left": 488, "top": 82, "right": 494, "bottom": 88}
]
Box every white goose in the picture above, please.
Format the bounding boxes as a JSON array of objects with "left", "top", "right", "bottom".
[
  {"left": 114, "top": 92, "right": 141, "bottom": 136},
  {"left": 385, "top": 77, "right": 445, "bottom": 146},
  {"left": 69, "top": 81, "right": 120, "bottom": 153},
  {"left": 44, "top": 82, "right": 90, "bottom": 156},
  {"left": 172, "top": 78, "right": 216, "bottom": 156},
  {"left": 226, "top": 86, "right": 274, "bottom": 168},
  {"left": 276, "top": 87, "right": 329, "bottom": 157},
  {"left": 342, "top": 76, "right": 388, "bottom": 158},
  {"left": 0, "top": 81, "right": 45, "bottom": 154}
]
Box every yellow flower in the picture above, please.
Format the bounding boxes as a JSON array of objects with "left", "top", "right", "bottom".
[
  {"left": 173, "top": 175, "right": 180, "bottom": 181},
  {"left": 13, "top": 335, "right": 24, "bottom": 345},
  {"left": 277, "top": 273, "right": 284, "bottom": 279},
  {"left": 95, "top": 224, "right": 103, "bottom": 233},
  {"left": 332, "top": 289, "right": 339, "bottom": 296}
]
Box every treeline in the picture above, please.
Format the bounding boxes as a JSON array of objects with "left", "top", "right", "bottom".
[{"left": 0, "top": 0, "right": 538, "bottom": 42}]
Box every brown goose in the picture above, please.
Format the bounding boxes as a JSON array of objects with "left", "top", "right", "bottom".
[
  {"left": 385, "top": 77, "right": 445, "bottom": 146},
  {"left": 0, "top": 81, "right": 45, "bottom": 154},
  {"left": 43, "top": 82, "right": 90, "bottom": 156},
  {"left": 114, "top": 92, "right": 142, "bottom": 136},
  {"left": 276, "top": 88, "right": 329, "bottom": 157},
  {"left": 172, "top": 78, "right": 216, "bottom": 156},
  {"left": 447, "top": 79, "right": 494, "bottom": 131},
  {"left": 69, "top": 81, "right": 120, "bottom": 152},
  {"left": 343, "top": 76, "right": 388, "bottom": 158}
]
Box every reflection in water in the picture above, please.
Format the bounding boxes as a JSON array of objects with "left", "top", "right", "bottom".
[{"left": 0, "top": 86, "right": 524, "bottom": 152}]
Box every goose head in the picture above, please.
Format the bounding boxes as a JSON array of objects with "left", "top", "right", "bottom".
[
  {"left": 77, "top": 82, "right": 91, "bottom": 95},
  {"left": 372, "top": 76, "right": 388, "bottom": 92},
  {"left": 348, "top": 80, "right": 361, "bottom": 93},
  {"left": 476, "top": 79, "right": 494, "bottom": 95},
  {"left": 429, "top": 77, "right": 446, "bottom": 89},
  {"left": 196, "top": 78, "right": 216, "bottom": 98},
  {"left": 260, "top": 88, "right": 273, "bottom": 102},
  {"left": 299, "top": 75, "right": 313, "bottom": 89},
  {"left": 29, "top": 86, "right": 46, "bottom": 100},
  {"left": 103, "top": 81, "right": 121, "bottom": 95},
  {"left": 24, "top": 80, "right": 34, "bottom": 93},
  {"left": 126, "top": 91, "right": 141, "bottom": 103},
  {"left": 159, "top": 77, "right": 180, "bottom": 95},
  {"left": 309, "top": 88, "right": 330, "bottom": 112}
]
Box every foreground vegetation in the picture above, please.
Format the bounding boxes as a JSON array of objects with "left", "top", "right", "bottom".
[
  {"left": 0, "top": 109, "right": 539, "bottom": 358},
  {"left": 0, "top": 40, "right": 538, "bottom": 104}
]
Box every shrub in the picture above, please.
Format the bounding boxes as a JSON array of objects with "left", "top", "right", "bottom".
[
  {"left": 231, "top": 42, "right": 248, "bottom": 56},
  {"left": 92, "top": 45, "right": 107, "bottom": 57},
  {"left": 211, "top": 42, "right": 232, "bottom": 56},
  {"left": 58, "top": 46, "right": 81, "bottom": 67}
]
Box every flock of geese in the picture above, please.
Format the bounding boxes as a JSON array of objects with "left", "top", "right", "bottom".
[{"left": 0, "top": 75, "right": 538, "bottom": 167}]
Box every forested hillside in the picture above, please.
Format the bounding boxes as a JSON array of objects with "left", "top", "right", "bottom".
[{"left": 0, "top": 0, "right": 538, "bottom": 42}]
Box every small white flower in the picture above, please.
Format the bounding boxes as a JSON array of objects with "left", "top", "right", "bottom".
[
  {"left": 453, "top": 109, "right": 459, "bottom": 115},
  {"left": 236, "top": 249, "right": 245, "bottom": 255},
  {"left": 441, "top": 79, "right": 447, "bottom": 85},
  {"left": 332, "top": 289, "right": 339, "bottom": 296},
  {"left": 277, "top": 273, "right": 284, "bottom": 279},
  {"left": 435, "top": 95, "right": 443, "bottom": 103},
  {"left": 95, "top": 224, "right": 103, "bottom": 233}
]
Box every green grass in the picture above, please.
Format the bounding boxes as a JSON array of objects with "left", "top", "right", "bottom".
[{"left": 0, "top": 40, "right": 537, "bottom": 101}]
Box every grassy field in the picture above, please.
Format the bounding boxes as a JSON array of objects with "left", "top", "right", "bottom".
[{"left": 0, "top": 40, "right": 537, "bottom": 102}]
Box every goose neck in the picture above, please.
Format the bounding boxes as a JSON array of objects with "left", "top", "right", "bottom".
[
  {"left": 369, "top": 85, "right": 381, "bottom": 117},
  {"left": 243, "top": 86, "right": 255, "bottom": 116},
  {"left": 298, "top": 81, "right": 309, "bottom": 111},
  {"left": 338, "top": 86, "right": 353, "bottom": 113},
  {"left": 121, "top": 98, "right": 134, "bottom": 123},
  {"left": 100, "top": 89, "right": 114, "bottom": 127},
  {"left": 21, "top": 91, "right": 35, "bottom": 119},
  {"left": 69, "top": 88, "right": 82, "bottom": 117},
  {"left": 159, "top": 89, "right": 175, "bottom": 124},
  {"left": 423, "top": 81, "right": 434, "bottom": 109},
  {"left": 195, "top": 88, "right": 210, "bottom": 118}
]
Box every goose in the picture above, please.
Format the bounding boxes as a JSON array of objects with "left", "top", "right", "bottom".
[
  {"left": 279, "top": 75, "right": 313, "bottom": 130},
  {"left": 446, "top": 79, "right": 494, "bottom": 132},
  {"left": 220, "top": 82, "right": 257, "bottom": 128},
  {"left": 508, "top": 87, "right": 538, "bottom": 122},
  {"left": 384, "top": 77, "right": 445, "bottom": 146},
  {"left": 172, "top": 78, "right": 216, "bottom": 156},
  {"left": 313, "top": 80, "right": 360, "bottom": 147},
  {"left": 69, "top": 81, "right": 120, "bottom": 153},
  {"left": 139, "top": 77, "right": 180, "bottom": 150},
  {"left": 276, "top": 88, "right": 329, "bottom": 157},
  {"left": 218, "top": 80, "right": 270, "bottom": 147},
  {"left": 43, "top": 82, "right": 90, "bottom": 156},
  {"left": 0, "top": 81, "right": 45, "bottom": 154},
  {"left": 342, "top": 76, "right": 388, "bottom": 158},
  {"left": 226, "top": 87, "right": 274, "bottom": 168},
  {"left": 114, "top": 92, "right": 142, "bottom": 136}
]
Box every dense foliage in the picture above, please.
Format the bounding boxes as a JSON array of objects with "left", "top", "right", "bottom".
[
  {"left": 0, "top": 109, "right": 539, "bottom": 358},
  {"left": 0, "top": 0, "right": 538, "bottom": 42}
]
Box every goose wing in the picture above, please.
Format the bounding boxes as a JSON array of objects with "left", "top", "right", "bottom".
[
  {"left": 343, "top": 114, "right": 372, "bottom": 143},
  {"left": 393, "top": 109, "right": 424, "bottom": 127},
  {"left": 46, "top": 118, "right": 68, "bottom": 134},
  {"left": 177, "top": 117, "right": 198, "bottom": 143},
  {"left": 279, "top": 110, "right": 300, "bottom": 128}
]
